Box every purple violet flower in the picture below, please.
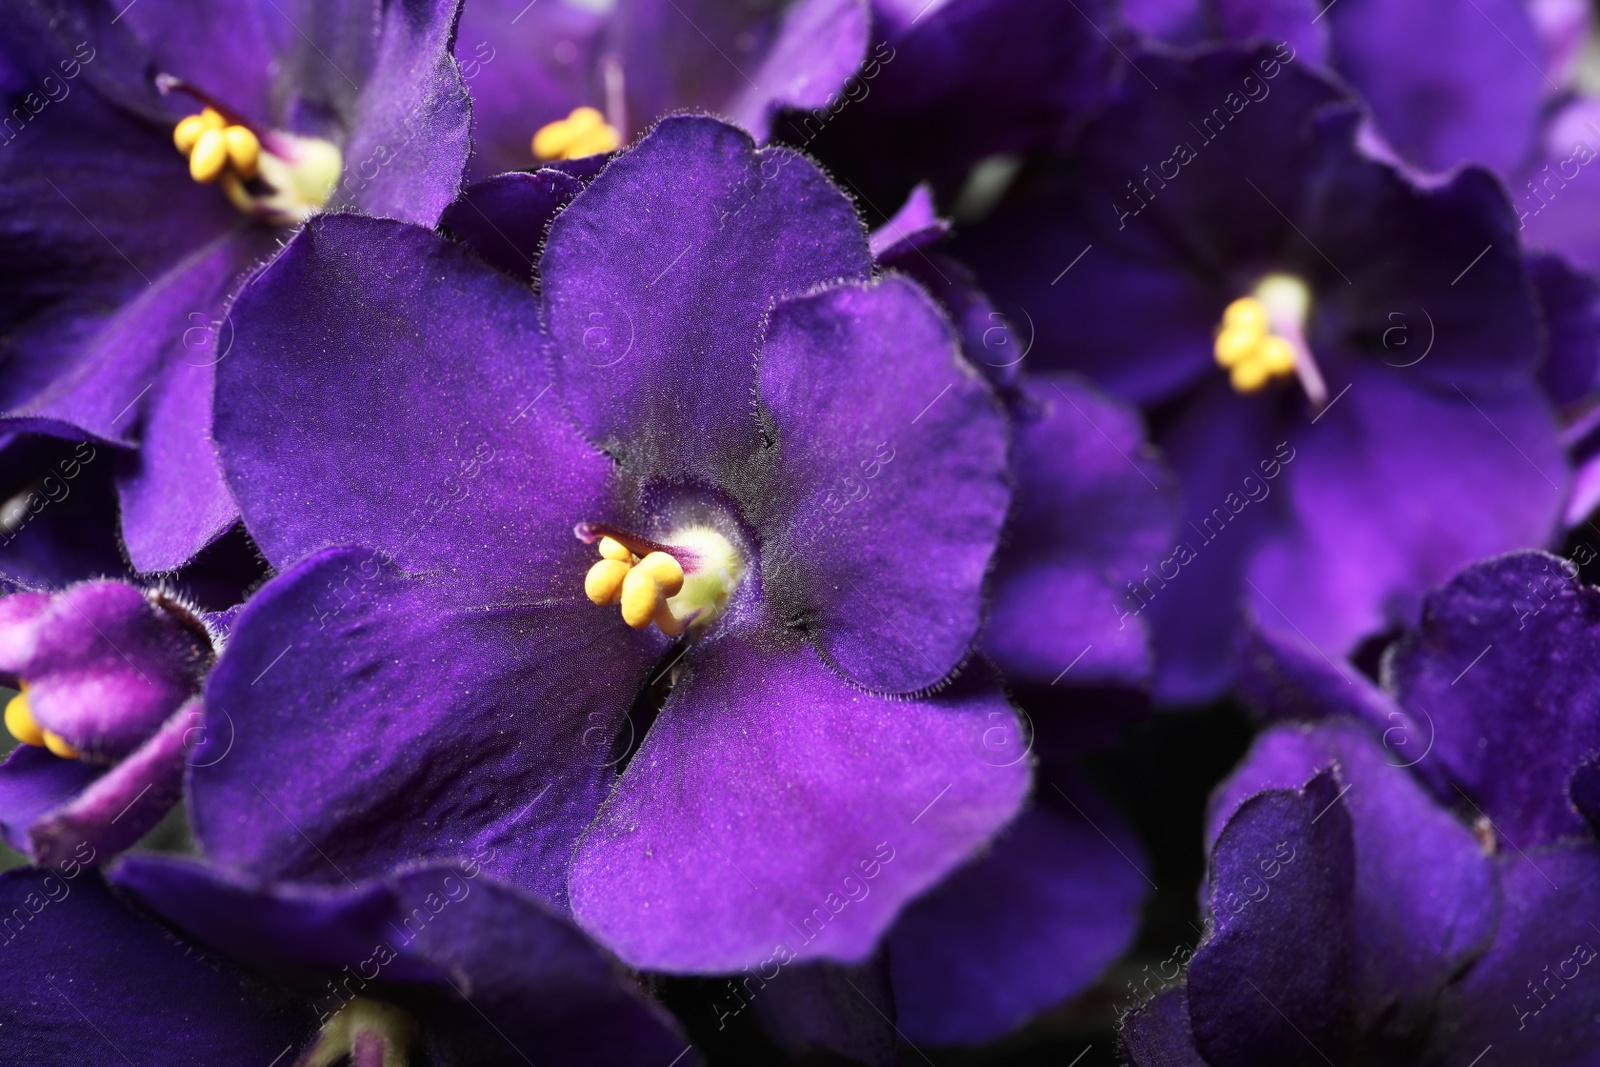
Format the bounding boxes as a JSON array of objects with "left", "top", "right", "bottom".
[
  {"left": 190, "top": 115, "right": 1028, "bottom": 975},
  {"left": 958, "top": 44, "right": 1567, "bottom": 704},
  {"left": 454, "top": 0, "right": 869, "bottom": 181},
  {"left": 0, "top": 0, "right": 471, "bottom": 572},
  {"left": 0, "top": 578, "right": 219, "bottom": 866}
]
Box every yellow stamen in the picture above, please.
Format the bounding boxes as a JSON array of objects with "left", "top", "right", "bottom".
[
  {"left": 223, "top": 126, "right": 261, "bottom": 180},
  {"left": 654, "top": 600, "right": 686, "bottom": 637},
  {"left": 634, "top": 552, "right": 684, "bottom": 598},
  {"left": 42, "top": 731, "right": 79, "bottom": 759},
  {"left": 173, "top": 114, "right": 207, "bottom": 154},
  {"left": 4, "top": 689, "right": 45, "bottom": 748},
  {"left": 532, "top": 106, "right": 621, "bottom": 162},
  {"left": 1213, "top": 291, "right": 1304, "bottom": 395},
  {"left": 585, "top": 558, "right": 631, "bottom": 605},
  {"left": 190, "top": 128, "right": 228, "bottom": 183},
  {"left": 598, "top": 536, "right": 634, "bottom": 562},
  {"left": 620, "top": 567, "right": 662, "bottom": 629}
]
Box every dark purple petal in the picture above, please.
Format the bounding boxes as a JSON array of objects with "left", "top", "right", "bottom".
[
  {"left": 191, "top": 547, "right": 663, "bottom": 909},
  {"left": 718, "top": 0, "right": 870, "bottom": 142},
  {"left": 569, "top": 631, "right": 1028, "bottom": 972},
  {"left": 118, "top": 0, "right": 281, "bottom": 126},
  {"left": 868, "top": 183, "right": 947, "bottom": 261},
  {"left": 0, "top": 868, "right": 315, "bottom": 1064},
  {"left": 1431, "top": 845, "right": 1600, "bottom": 1067},
  {"left": 984, "top": 374, "right": 1175, "bottom": 688},
  {"left": 1208, "top": 721, "right": 1497, "bottom": 1038},
  {"left": 332, "top": 0, "right": 473, "bottom": 226},
  {"left": 1119, "top": 987, "right": 1209, "bottom": 1067},
  {"left": 0, "top": 745, "right": 101, "bottom": 856},
  {"left": 0, "top": 439, "right": 128, "bottom": 591},
  {"left": 1529, "top": 251, "right": 1600, "bottom": 409},
  {"left": 1325, "top": 0, "right": 1544, "bottom": 174},
  {"left": 1386, "top": 551, "right": 1600, "bottom": 848},
  {"left": 755, "top": 275, "right": 1009, "bottom": 693},
  {"left": 542, "top": 114, "right": 871, "bottom": 480},
  {"left": 440, "top": 169, "right": 586, "bottom": 283},
  {"left": 114, "top": 349, "right": 238, "bottom": 573},
  {"left": 888, "top": 786, "right": 1149, "bottom": 1045},
  {"left": 1188, "top": 770, "right": 1356, "bottom": 1067},
  {"left": 217, "top": 214, "right": 611, "bottom": 598}
]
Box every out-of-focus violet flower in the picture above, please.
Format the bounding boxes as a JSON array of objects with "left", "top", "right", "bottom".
[
  {"left": 0, "top": 0, "right": 471, "bottom": 572},
  {"left": 454, "top": 0, "right": 869, "bottom": 181},
  {"left": 189, "top": 115, "right": 1028, "bottom": 976},
  {"left": 959, "top": 45, "right": 1567, "bottom": 704}
]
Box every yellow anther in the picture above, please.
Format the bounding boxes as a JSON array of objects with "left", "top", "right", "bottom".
[
  {"left": 174, "top": 114, "right": 208, "bottom": 154},
  {"left": 1213, "top": 327, "right": 1259, "bottom": 369},
  {"left": 199, "top": 107, "right": 226, "bottom": 132},
  {"left": 532, "top": 106, "right": 622, "bottom": 161},
  {"left": 598, "top": 536, "right": 634, "bottom": 562},
  {"left": 1230, "top": 360, "right": 1273, "bottom": 393},
  {"left": 620, "top": 567, "right": 662, "bottom": 629},
  {"left": 585, "top": 558, "right": 631, "bottom": 605},
  {"left": 223, "top": 126, "right": 261, "bottom": 180},
  {"left": 1221, "top": 296, "right": 1269, "bottom": 336},
  {"left": 635, "top": 552, "right": 684, "bottom": 598},
  {"left": 4, "top": 690, "right": 45, "bottom": 748},
  {"left": 1256, "top": 335, "right": 1296, "bottom": 375},
  {"left": 42, "top": 731, "right": 78, "bottom": 760},
  {"left": 190, "top": 128, "right": 228, "bottom": 183}
]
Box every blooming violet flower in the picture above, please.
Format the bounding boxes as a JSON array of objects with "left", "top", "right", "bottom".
[
  {"left": 0, "top": 0, "right": 470, "bottom": 572},
  {"left": 192, "top": 115, "right": 1027, "bottom": 974},
  {"left": 959, "top": 45, "right": 1567, "bottom": 703}
]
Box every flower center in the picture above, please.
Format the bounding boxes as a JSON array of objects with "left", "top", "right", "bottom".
[
  {"left": 304, "top": 998, "right": 413, "bottom": 1067},
  {"left": 159, "top": 75, "right": 341, "bottom": 226},
  {"left": 532, "top": 106, "right": 621, "bottom": 161},
  {"left": 1212, "top": 273, "right": 1327, "bottom": 406},
  {"left": 4, "top": 684, "right": 79, "bottom": 759},
  {"left": 578, "top": 522, "right": 742, "bottom": 636}
]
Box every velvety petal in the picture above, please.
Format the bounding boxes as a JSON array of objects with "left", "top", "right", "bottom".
[
  {"left": 1385, "top": 551, "right": 1600, "bottom": 848},
  {"left": 0, "top": 590, "right": 52, "bottom": 674},
  {"left": 1187, "top": 770, "right": 1356, "bottom": 1067},
  {"left": 720, "top": 0, "right": 870, "bottom": 142},
  {"left": 1234, "top": 623, "right": 1412, "bottom": 741},
  {"left": 1208, "top": 721, "right": 1497, "bottom": 1038},
  {"left": 755, "top": 276, "right": 1008, "bottom": 693},
  {"left": 0, "top": 439, "right": 127, "bottom": 591},
  {"left": 1119, "top": 987, "right": 1209, "bottom": 1067},
  {"left": 569, "top": 631, "right": 1029, "bottom": 972},
  {"left": 1529, "top": 251, "right": 1600, "bottom": 409},
  {"left": 1325, "top": 0, "right": 1544, "bottom": 174},
  {"left": 454, "top": 0, "right": 607, "bottom": 181},
  {"left": 217, "top": 213, "right": 613, "bottom": 598},
  {"left": 329, "top": 0, "right": 472, "bottom": 226},
  {"left": 29, "top": 700, "right": 194, "bottom": 867},
  {"left": 1519, "top": 97, "right": 1600, "bottom": 275},
  {"left": 12, "top": 581, "right": 208, "bottom": 757},
  {"left": 0, "top": 745, "right": 101, "bottom": 856},
  {"left": 1572, "top": 752, "right": 1600, "bottom": 835},
  {"left": 542, "top": 114, "right": 871, "bottom": 479},
  {"left": 1251, "top": 363, "right": 1563, "bottom": 661},
  {"left": 190, "top": 546, "right": 663, "bottom": 909},
  {"left": 888, "top": 784, "right": 1149, "bottom": 1045},
  {"left": 753, "top": 952, "right": 897, "bottom": 1067},
  {"left": 1430, "top": 845, "right": 1600, "bottom": 1066},
  {"left": 439, "top": 169, "right": 586, "bottom": 283},
  {"left": 0, "top": 868, "right": 315, "bottom": 1064},
  {"left": 1213, "top": 0, "right": 1327, "bottom": 64},
  {"left": 118, "top": 0, "right": 282, "bottom": 127},
  {"left": 984, "top": 374, "right": 1175, "bottom": 688},
  {"left": 547, "top": 115, "right": 876, "bottom": 476},
  {"left": 115, "top": 343, "right": 238, "bottom": 573}
]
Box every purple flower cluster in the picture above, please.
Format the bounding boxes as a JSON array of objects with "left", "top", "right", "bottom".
[{"left": 1, "top": 0, "right": 1598, "bottom": 1064}]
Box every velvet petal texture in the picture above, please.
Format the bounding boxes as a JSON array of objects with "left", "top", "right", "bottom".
[
  {"left": 888, "top": 783, "right": 1149, "bottom": 1045},
  {"left": 754, "top": 275, "right": 1009, "bottom": 693},
  {"left": 113, "top": 857, "right": 694, "bottom": 1067},
  {"left": 1119, "top": 987, "right": 1211, "bottom": 1067},
  {"left": 1385, "top": 551, "right": 1600, "bottom": 848},
  {"left": 1187, "top": 770, "right": 1356, "bottom": 1067},
  {"left": 542, "top": 115, "right": 872, "bottom": 478},
  {"left": 440, "top": 169, "right": 587, "bottom": 283},
  {"left": 984, "top": 374, "right": 1175, "bottom": 688},
  {"left": 569, "top": 635, "right": 1028, "bottom": 972},
  {"left": 0, "top": 868, "right": 315, "bottom": 1065}
]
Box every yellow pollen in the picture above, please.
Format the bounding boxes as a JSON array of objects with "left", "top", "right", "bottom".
[
  {"left": 585, "top": 558, "right": 631, "bottom": 605},
  {"left": 171, "top": 109, "right": 341, "bottom": 225},
  {"left": 190, "top": 127, "right": 229, "bottom": 183},
  {"left": 532, "top": 106, "right": 621, "bottom": 161},
  {"left": 1214, "top": 296, "right": 1298, "bottom": 394},
  {"left": 4, "top": 689, "right": 45, "bottom": 748},
  {"left": 223, "top": 125, "right": 261, "bottom": 180},
  {"left": 620, "top": 567, "right": 661, "bottom": 629},
  {"left": 598, "top": 536, "right": 633, "bottom": 562},
  {"left": 581, "top": 527, "right": 736, "bottom": 635}
]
